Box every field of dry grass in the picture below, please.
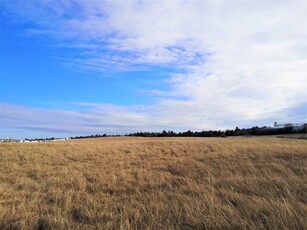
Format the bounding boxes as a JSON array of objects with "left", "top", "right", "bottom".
[{"left": 0, "top": 136, "right": 306, "bottom": 229}]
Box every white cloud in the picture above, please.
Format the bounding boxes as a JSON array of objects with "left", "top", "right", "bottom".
[
  {"left": 1, "top": 0, "right": 306, "bottom": 136},
  {"left": 0, "top": 102, "right": 152, "bottom": 136}
]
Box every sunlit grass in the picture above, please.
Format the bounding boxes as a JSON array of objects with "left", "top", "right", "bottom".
[{"left": 0, "top": 137, "right": 306, "bottom": 229}]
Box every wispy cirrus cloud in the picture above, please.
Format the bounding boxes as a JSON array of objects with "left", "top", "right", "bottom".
[{"left": 1, "top": 0, "right": 306, "bottom": 137}]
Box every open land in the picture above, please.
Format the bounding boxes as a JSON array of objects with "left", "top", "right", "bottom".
[{"left": 0, "top": 136, "right": 306, "bottom": 229}]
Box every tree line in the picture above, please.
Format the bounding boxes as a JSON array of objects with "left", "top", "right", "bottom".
[
  {"left": 126, "top": 124, "right": 306, "bottom": 137},
  {"left": 70, "top": 123, "right": 306, "bottom": 139}
]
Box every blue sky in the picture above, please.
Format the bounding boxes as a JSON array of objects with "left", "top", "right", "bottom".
[
  {"left": 1, "top": 15, "right": 171, "bottom": 106},
  {"left": 0, "top": 0, "right": 306, "bottom": 138}
]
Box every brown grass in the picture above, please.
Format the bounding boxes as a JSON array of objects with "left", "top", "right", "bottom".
[{"left": 0, "top": 137, "right": 306, "bottom": 229}]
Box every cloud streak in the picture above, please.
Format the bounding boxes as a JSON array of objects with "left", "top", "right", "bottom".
[{"left": 1, "top": 0, "right": 306, "bottom": 137}]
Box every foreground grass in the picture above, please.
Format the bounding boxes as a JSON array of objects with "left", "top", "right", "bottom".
[{"left": 0, "top": 137, "right": 306, "bottom": 229}]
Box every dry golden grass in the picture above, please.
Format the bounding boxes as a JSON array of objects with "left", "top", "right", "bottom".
[{"left": 0, "top": 136, "right": 306, "bottom": 229}]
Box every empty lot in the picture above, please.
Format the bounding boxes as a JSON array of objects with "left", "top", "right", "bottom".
[{"left": 0, "top": 137, "right": 306, "bottom": 229}]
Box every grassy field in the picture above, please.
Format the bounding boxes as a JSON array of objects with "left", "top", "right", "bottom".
[{"left": 0, "top": 136, "right": 306, "bottom": 229}]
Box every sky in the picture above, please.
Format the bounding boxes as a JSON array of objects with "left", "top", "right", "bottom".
[{"left": 0, "top": 0, "right": 306, "bottom": 139}]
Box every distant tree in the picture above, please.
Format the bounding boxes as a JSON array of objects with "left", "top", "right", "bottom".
[
  {"left": 161, "top": 130, "right": 167, "bottom": 136},
  {"left": 284, "top": 123, "right": 293, "bottom": 128}
]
